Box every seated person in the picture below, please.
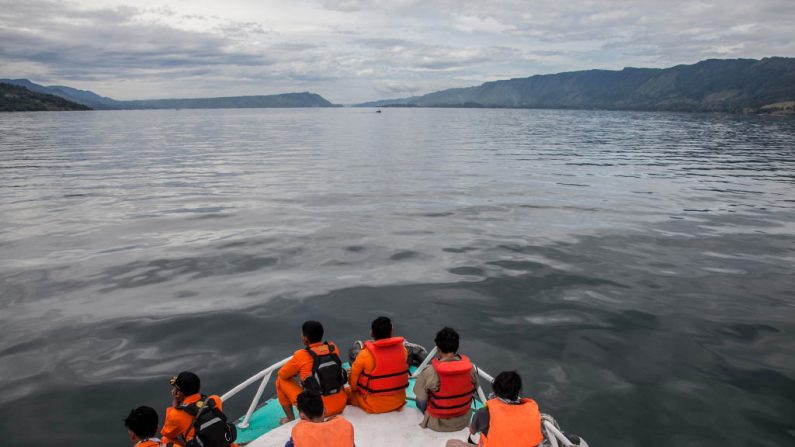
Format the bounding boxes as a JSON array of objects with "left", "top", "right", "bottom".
[
  {"left": 447, "top": 371, "right": 544, "bottom": 447},
  {"left": 285, "top": 390, "right": 355, "bottom": 447},
  {"left": 161, "top": 371, "right": 235, "bottom": 446},
  {"left": 348, "top": 316, "right": 409, "bottom": 414},
  {"left": 124, "top": 406, "right": 161, "bottom": 447},
  {"left": 277, "top": 320, "right": 348, "bottom": 424},
  {"left": 413, "top": 327, "right": 479, "bottom": 432}
]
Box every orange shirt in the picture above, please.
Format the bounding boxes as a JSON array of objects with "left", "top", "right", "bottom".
[
  {"left": 161, "top": 393, "right": 223, "bottom": 445},
  {"left": 291, "top": 416, "right": 355, "bottom": 447},
  {"left": 277, "top": 341, "right": 348, "bottom": 415},
  {"left": 348, "top": 344, "right": 408, "bottom": 413},
  {"left": 278, "top": 342, "right": 341, "bottom": 382}
]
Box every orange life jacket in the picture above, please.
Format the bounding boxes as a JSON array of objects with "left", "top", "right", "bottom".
[
  {"left": 427, "top": 355, "right": 476, "bottom": 418},
  {"left": 479, "top": 398, "right": 543, "bottom": 447},
  {"left": 291, "top": 416, "right": 354, "bottom": 447},
  {"left": 356, "top": 337, "right": 409, "bottom": 395}
]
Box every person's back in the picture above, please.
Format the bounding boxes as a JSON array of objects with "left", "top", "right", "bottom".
[
  {"left": 161, "top": 371, "right": 233, "bottom": 447},
  {"left": 470, "top": 371, "right": 543, "bottom": 447},
  {"left": 414, "top": 327, "right": 478, "bottom": 432},
  {"left": 348, "top": 316, "right": 409, "bottom": 414},
  {"left": 287, "top": 390, "right": 354, "bottom": 447},
  {"left": 479, "top": 397, "right": 542, "bottom": 446},
  {"left": 277, "top": 321, "right": 348, "bottom": 424}
]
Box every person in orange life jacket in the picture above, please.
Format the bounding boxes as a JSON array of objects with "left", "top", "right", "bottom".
[
  {"left": 125, "top": 406, "right": 161, "bottom": 447},
  {"left": 413, "top": 327, "right": 479, "bottom": 432},
  {"left": 276, "top": 320, "right": 348, "bottom": 424},
  {"left": 285, "top": 390, "right": 355, "bottom": 447},
  {"left": 446, "top": 371, "right": 544, "bottom": 447},
  {"left": 347, "top": 316, "right": 409, "bottom": 414},
  {"left": 160, "top": 371, "right": 227, "bottom": 446}
]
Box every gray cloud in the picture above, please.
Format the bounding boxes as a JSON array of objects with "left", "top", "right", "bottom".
[
  {"left": 0, "top": 2, "right": 270, "bottom": 79},
  {"left": 1, "top": 0, "right": 793, "bottom": 103}
]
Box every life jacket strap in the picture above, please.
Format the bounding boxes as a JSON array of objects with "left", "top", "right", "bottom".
[
  {"left": 179, "top": 395, "right": 212, "bottom": 442},
  {"left": 428, "top": 398, "right": 474, "bottom": 410},
  {"left": 360, "top": 368, "right": 409, "bottom": 379},
  {"left": 429, "top": 387, "right": 477, "bottom": 400},
  {"left": 357, "top": 382, "right": 409, "bottom": 393}
]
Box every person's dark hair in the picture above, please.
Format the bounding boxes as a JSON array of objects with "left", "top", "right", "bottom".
[
  {"left": 371, "top": 316, "right": 392, "bottom": 340},
  {"left": 124, "top": 406, "right": 159, "bottom": 439},
  {"left": 302, "top": 320, "right": 324, "bottom": 344},
  {"left": 492, "top": 371, "right": 522, "bottom": 401},
  {"left": 296, "top": 390, "right": 324, "bottom": 419},
  {"left": 171, "top": 371, "right": 200, "bottom": 395},
  {"left": 434, "top": 327, "right": 460, "bottom": 354}
]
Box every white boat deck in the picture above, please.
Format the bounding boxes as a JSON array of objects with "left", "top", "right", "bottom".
[
  {"left": 229, "top": 348, "right": 584, "bottom": 447},
  {"left": 247, "top": 405, "right": 471, "bottom": 447}
]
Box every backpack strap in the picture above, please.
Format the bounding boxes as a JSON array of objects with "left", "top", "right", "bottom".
[
  {"left": 304, "top": 342, "right": 334, "bottom": 357},
  {"left": 179, "top": 395, "right": 210, "bottom": 443}
]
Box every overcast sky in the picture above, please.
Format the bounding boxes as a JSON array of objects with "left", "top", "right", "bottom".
[{"left": 1, "top": 0, "right": 793, "bottom": 103}]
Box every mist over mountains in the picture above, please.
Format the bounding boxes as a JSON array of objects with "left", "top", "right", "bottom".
[{"left": 357, "top": 58, "right": 795, "bottom": 114}]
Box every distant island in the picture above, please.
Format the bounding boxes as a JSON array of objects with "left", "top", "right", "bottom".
[
  {"left": 1, "top": 83, "right": 92, "bottom": 111},
  {"left": 356, "top": 57, "right": 795, "bottom": 115},
  {"left": 0, "top": 79, "right": 339, "bottom": 111}
]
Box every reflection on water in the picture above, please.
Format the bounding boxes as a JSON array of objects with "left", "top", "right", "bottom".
[{"left": 1, "top": 108, "right": 794, "bottom": 447}]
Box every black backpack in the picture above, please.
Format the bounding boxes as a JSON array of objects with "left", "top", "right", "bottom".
[
  {"left": 178, "top": 396, "right": 237, "bottom": 447},
  {"left": 303, "top": 343, "right": 347, "bottom": 396}
]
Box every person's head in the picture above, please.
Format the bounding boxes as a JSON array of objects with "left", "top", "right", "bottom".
[
  {"left": 296, "top": 390, "right": 325, "bottom": 421},
  {"left": 434, "top": 327, "right": 460, "bottom": 354},
  {"left": 302, "top": 320, "right": 324, "bottom": 345},
  {"left": 371, "top": 316, "right": 392, "bottom": 340},
  {"left": 492, "top": 371, "right": 522, "bottom": 401},
  {"left": 124, "top": 406, "right": 158, "bottom": 442},
  {"left": 170, "top": 371, "right": 200, "bottom": 402}
]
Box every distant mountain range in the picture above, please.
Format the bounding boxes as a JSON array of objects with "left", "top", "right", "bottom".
[
  {"left": 4, "top": 57, "right": 794, "bottom": 114},
  {"left": 0, "top": 79, "right": 339, "bottom": 110},
  {"left": 357, "top": 57, "right": 795, "bottom": 114},
  {"left": 1, "top": 82, "right": 91, "bottom": 111}
]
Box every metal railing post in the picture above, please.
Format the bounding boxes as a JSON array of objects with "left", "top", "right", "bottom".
[
  {"left": 544, "top": 420, "right": 575, "bottom": 447},
  {"left": 475, "top": 366, "right": 494, "bottom": 384},
  {"left": 221, "top": 357, "right": 290, "bottom": 402},
  {"left": 476, "top": 384, "right": 488, "bottom": 403},
  {"left": 238, "top": 371, "right": 274, "bottom": 429},
  {"left": 410, "top": 346, "right": 437, "bottom": 378},
  {"left": 474, "top": 365, "right": 492, "bottom": 403}
]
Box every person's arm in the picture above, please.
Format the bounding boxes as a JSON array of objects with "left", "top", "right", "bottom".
[
  {"left": 413, "top": 366, "right": 438, "bottom": 405},
  {"left": 278, "top": 351, "right": 302, "bottom": 380},
  {"left": 348, "top": 350, "right": 368, "bottom": 391},
  {"left": 160, "top": 407, "right": 184, "bottom": 442},
  {"left": 470, "top": 407, "right": 490, "bottom": 435},
  {"left": 412, "top": 367, "right": 429, "bottom": 412},
  {"left": 470, "top": 367, "right": 481, "bottom": 401}
]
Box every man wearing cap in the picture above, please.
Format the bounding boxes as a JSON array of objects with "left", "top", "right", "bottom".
[{"left": 161, "top": 371, "right": 225, "bottom": 446}]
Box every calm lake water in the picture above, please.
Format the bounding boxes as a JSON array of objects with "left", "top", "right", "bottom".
[{"left": 1, "top": 108, "right": 794, "bottom": 446}]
